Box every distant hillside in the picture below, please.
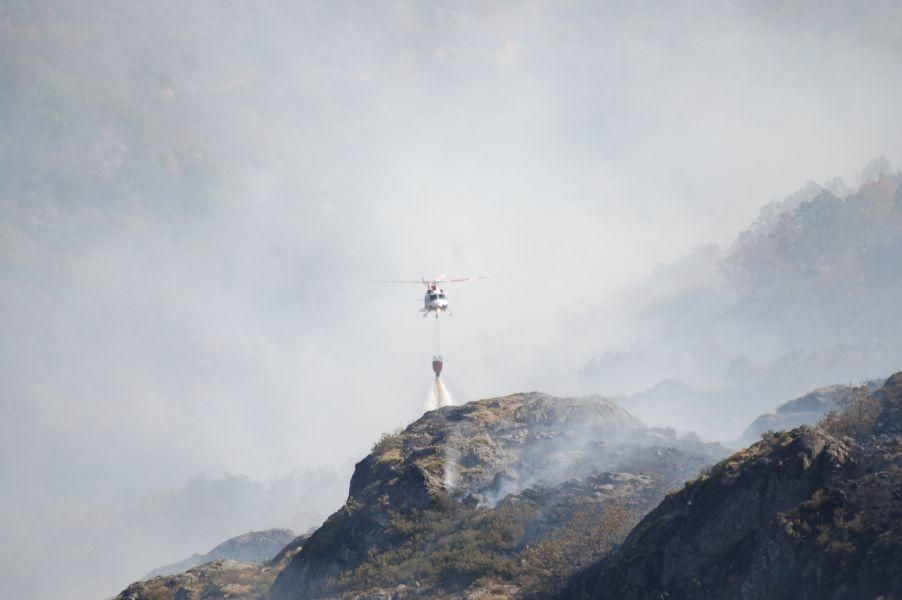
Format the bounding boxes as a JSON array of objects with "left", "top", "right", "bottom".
[
  {"left": 145, "top": 528, "right": 296, "bottom": 578},
  {"left": 269, "top": 392, "right": 725, "bottom": 599},
  {"left": 580, "top": 164, "right": 902, "bottom": 439},
  {"left": 617, "top": 380, "right": 719, "bottom": 436},
  {"left": 563, "top": 372, "right": 902, "bottom": 599}
]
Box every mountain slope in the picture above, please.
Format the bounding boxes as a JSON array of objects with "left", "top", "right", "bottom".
[
  {"left": 562, "top": 371, "right": 902, "bottom": 599},
  {"left": 270, "top": 392, "right": 725, "bottom": 599}
]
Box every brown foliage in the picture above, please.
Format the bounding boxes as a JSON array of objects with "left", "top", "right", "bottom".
[{"left": 820, "top": 385, "right": 878, "bottom": 440}]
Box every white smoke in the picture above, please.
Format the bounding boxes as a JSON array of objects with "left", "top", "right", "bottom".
[{"left": 443, "top": 443, "right": 459, "bottom": 491}]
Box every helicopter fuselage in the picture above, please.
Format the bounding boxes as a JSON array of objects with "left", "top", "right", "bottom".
[{"left": 424, "top": 286, "right": 449, "bottom": 315}]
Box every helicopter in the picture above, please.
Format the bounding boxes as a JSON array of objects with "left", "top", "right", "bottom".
[{"left": 379, "top": 275, "right": 489, "bottom": 318}]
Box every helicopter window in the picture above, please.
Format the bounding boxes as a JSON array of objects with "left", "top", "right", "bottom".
[
  {"left": 438, "top": 293, "right": 446, "bottom": 299},
  {"left": 428, "top": 294, "right": 437, "bottom": 300}
]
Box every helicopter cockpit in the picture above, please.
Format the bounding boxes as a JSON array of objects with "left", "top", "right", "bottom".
[{"left": 425, "top": 287, "right": 448, "bottom": 311}]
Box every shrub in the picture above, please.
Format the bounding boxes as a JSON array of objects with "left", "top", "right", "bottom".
[
  {"left": 373, "top": 431, "right": 404, "bottom": 457},
  {"left": 820, "top": 386, "right": 877, "bottom": 440}
]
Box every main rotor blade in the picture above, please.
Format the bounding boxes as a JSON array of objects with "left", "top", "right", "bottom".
[{"left": 374, "top": 275, "right": 491, "bottom": 284}]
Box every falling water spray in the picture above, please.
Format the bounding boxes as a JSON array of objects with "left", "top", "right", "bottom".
[{"left": 426, "top": 377, "right": 455, "bottom": 410}]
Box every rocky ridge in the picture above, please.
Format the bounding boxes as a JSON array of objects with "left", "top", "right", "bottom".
[{"left": 562, "top": 371, "right": 902, "bottom": 599}]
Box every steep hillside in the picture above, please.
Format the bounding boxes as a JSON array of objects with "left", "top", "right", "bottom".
[
  {"left": 270, "top": 392, "right": 725, "bottom": 599},
  {"left": 562, "top": 372, "right": 902, "bottom": 599},
  {"left": 146, "top": 528, "right": 297, "bottom": 578}
]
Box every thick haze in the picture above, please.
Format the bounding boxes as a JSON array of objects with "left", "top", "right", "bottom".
[{"left": 3, "top": 1, "right": 902, "bottom": 598}]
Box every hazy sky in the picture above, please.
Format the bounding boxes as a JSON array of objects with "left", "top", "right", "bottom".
[{"left": 2, "top": 1, "right": 902, "bottom": 598}]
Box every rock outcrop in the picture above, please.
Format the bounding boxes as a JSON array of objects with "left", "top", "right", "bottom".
[
  {"left": 270, "top": 392, "right": 725, "bottom": 599},
  {"left": 562, "top": 372, "right": 902, "bottom": 599}
]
